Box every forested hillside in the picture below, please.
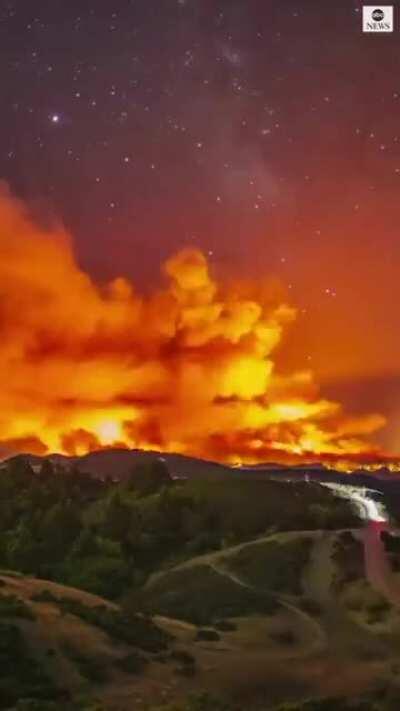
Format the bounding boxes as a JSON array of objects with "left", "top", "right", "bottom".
[{"left": 0, "top": 457, "right": 359, "bottom": 599}]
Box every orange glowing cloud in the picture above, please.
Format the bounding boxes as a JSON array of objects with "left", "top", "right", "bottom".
[{"left": 0, "top": 184, "right": 390, "bottom": 466}]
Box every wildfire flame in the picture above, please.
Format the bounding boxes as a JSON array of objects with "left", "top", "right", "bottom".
[{"left": 0, "top": 185, "right": 391, "bottom": 467}]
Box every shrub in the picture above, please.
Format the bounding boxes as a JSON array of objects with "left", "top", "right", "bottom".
[
  {"left": 332, "top": 536, "right": 364, "bottom": 590},
  {"left": 170, "top": 650, "right": 196, "bottom": 665},
  {"left": 338, "top": 531, "right": 355, "bottom": 545},
  {"left": 174, "top": 665, "right": 196, "bottom": 677},
  {"left": 299, "top": 598, "right": 322, "bottom": 616},
  {"left": 48, "top": 595, "right": 171, "bottom": 652},
  {"left": 0, "top": 622, "right": 63, "bottom": 708},
  {"left": 269, "top": 629, "right": 296, "bottom": 645},
  {"left": 195, "top": 629, "right": 220, "bottom": 642},
  {"left": 0, "top": 593, "right": 35, "bottom": 621},
  {"left": 366, "top": 597, "right": 390, "bottom": 614},
  {"left": 344, "top": 593, "right": 363, "bottom": 611},
  {"left": 114, "top": 652, "right": 148, "bottom": 674},
  {"left": 31, "top": 590, "right": 59, "bottom": 604},
  {"left": 62, "top": 642, "right": 108, "bottom": 683},
  {"left": 213, "top": 619, "right": 237, "bottom": 632}
]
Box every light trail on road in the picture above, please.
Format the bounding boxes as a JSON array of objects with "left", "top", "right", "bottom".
[
  {"left": 319, "top": 481, "right": 400, "bottom": 605},
  {"left": 320, "top": 482, "right": 388, "bottom": 523}
]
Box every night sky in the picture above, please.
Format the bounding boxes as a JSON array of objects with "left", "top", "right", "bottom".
[{"left": 1, "top": 0, "right": 400, "bottom": 450}]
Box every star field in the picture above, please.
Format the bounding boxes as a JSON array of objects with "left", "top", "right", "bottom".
[{"left": 2, "top": 0, "right": 400, "bottom": 446}]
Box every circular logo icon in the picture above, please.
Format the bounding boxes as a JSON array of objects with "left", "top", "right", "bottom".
[{"left": 372, "top": 8, "right": 385, "bottom": 21}]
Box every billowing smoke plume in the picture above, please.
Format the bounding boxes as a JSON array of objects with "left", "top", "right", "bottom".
[{"left": 0, "top": 185, "right": 388, "bottom": 465}]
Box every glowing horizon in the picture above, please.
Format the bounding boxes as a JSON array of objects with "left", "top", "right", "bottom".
[{"left": 0, "top": 186, "right": 394, "bottom": 468}]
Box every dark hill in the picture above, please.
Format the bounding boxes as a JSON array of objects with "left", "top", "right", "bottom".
[{"left": 2, "top": 448, "right": 235, "bottom": 482}]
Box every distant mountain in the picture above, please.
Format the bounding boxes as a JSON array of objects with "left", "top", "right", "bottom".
[
  {"left": 2, "top": 448, "right": 234, "bottom": 482},
  {"left": 3, "top": 448, "right": 400, "bottom": 496}
]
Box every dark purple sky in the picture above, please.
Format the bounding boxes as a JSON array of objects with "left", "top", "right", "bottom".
[{"left": 2, "top": 0, "right": 400, "bottom": 449}]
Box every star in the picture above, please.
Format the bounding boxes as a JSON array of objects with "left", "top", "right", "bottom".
[{"left": 0, "top": 0, "right": 398, "bottom": 455}]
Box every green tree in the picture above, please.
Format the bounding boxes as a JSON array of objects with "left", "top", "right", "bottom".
[
  {"left": 40, "top": 503, "right": 81, "bottom": 555},
  {"left": 129, "top": 459, "right": 171, "bottom": 496},
  {"left": 6, "top": 520, "right": 39, "bottom": 572},
  {"left": 103, "top": 492, "right": 132, "bottom": 541}
]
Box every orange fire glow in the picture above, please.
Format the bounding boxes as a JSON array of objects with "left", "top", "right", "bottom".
[{"left": 0, "top": 185, "right": 392, "bottom": 466}]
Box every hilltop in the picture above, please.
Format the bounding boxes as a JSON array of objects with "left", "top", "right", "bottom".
[
  {"left": 2, "top": 449, "right": 233, "bottom": 482},
  {"left": 3, "top": 447, "right": 400, "bottom": 486}
]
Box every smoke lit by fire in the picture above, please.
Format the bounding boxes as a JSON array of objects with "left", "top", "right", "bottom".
[{"left": 0, "top": 186, "right": 391, "bottom": 467}]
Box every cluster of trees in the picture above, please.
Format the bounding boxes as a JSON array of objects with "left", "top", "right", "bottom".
[
  {"left": 0, "top": 457, "right": 189, "bottom": 598},
  {"left": 0, "top": 457, "right": 359, "bottom": 600}
]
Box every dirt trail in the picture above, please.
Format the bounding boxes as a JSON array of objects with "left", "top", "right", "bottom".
[
  {"left": 207, "top": 558, "right": 326, "bottom": 658},
  {"left": 147, "top": 520, "right": 400, "bottom": 661},
  {"left": 145, "top": 529, "right": 319, "bottom": 589},
  {"left": 303, "top": 531, "right": 336, "bottom": 604}
]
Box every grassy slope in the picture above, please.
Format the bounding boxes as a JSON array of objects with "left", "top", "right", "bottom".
[
  {"left": 3, "top": 528, "right": 400, "bottom": 709},
  {"left": 144, "top": 528, "right": 400, "bottom": 707},
  {"left": 0, "top": 572, "right": 190, "bottom": 710}
]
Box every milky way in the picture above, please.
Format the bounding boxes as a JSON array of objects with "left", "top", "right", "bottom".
[{"left": 1, "top": 1, "right": 400, "bottom": 451}]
